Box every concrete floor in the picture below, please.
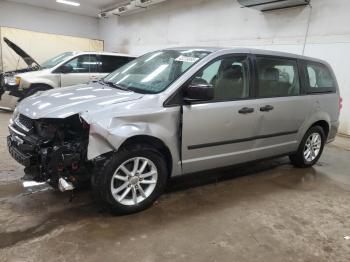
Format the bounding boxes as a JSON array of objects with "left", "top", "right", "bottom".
[{"left": 0, "top": 111, "right": 349, "bottom": 262}]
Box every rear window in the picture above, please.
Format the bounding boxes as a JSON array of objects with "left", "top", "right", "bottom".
[{"left": 305, "top": 62, "right": 335, "bottom": 93}]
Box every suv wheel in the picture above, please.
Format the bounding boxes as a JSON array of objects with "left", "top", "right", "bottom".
[
  {"left": 92, "top": 144, "right": 168, "bottom": 214},
  {"left": 289, "top": 126, "right": 325, "bottom": 168}
]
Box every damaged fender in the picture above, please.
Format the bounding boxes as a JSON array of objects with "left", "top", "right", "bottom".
[{"left": 81, "top": 107, "right": 181, "bottom": 175}]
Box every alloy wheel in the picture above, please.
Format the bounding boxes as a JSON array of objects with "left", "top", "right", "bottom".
[
  {"left": 110, "top": 157, "right": 158, "bottom": 206},
  {"left": 303, "top": 132, "right": 322, "bottom": 162}
]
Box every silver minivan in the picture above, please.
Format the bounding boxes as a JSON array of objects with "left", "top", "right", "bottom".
[{"left": 7, "top": 47, "right": 340, "bottom": 214}]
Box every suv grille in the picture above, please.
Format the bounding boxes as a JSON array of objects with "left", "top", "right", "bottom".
[{"left": 17, "top": 114, "right": 34, "bottom": 130}]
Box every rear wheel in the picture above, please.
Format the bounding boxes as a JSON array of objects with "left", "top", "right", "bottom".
[
  {"left": 91, "top": 144, "right": 168, "bottom": 214},
  {"left": 289, "top": 126, "right": 325, "bottom": 168}
]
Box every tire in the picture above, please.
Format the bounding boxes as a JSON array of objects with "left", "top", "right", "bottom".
[
  {"left": 91, "top": 144, "right": 168, "bottom": 215},
  {"left": 289, "top": 126, "right": 326, "bottom": 168}
]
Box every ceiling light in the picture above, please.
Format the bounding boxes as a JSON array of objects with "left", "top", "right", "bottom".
[{"left": 56, "top": 0, "right": 80, "bottom": 7}]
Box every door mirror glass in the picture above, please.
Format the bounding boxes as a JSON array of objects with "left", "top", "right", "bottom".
[
  {"left": 183, "top": 83, "right": 214, "bottom": 102},
  {"left": 59, "top": 64, "right": 73, "bottom": 74}
]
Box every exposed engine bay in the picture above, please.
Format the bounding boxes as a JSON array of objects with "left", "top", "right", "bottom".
[
  {"left": 0, "top": 37, "right": 41, "bottom": 100},
  {"left": 8, "top": 114, "right": 91, "bottom": 189},
  {"left": 0, "top": 67, "right": 39, "bottom": 99}
]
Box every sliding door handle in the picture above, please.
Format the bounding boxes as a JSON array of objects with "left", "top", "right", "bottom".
[
  {"left": 238, "top": 107, "right": 254, "bottom": 114},
  {"left": 260, "top": 105, "right": 274, "bottom": 112}
]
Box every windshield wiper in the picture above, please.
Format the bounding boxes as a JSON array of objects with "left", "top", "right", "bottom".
[{"left": 99, "top": 80, "right": 130, "bottom": 91}]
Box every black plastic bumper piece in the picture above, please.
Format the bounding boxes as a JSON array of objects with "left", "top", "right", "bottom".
[{"left": 7, "top": 136, "right": 37, "bottom": 167}]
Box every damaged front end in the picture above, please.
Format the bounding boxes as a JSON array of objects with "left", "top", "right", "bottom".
[
  {"left": 7, "top": 113, "right": 91, "bottom": 190},
  {"left": 0, "top": 68, "right": 39, "bottom": 99}
]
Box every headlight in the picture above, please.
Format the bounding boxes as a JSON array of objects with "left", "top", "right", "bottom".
[
  {"left": 5, "top": 76, "right": 21, "bottom": 86},
  {"left": 12, "top": 107, "right": 19, "bottom": 121}
]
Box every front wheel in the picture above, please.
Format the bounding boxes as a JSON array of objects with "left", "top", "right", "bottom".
[
  {"left": 91, "top": 145, "right": 168, "bottom": 214},
  {"left": 289, "top": 126, "right": 325, "bottom": 168}
]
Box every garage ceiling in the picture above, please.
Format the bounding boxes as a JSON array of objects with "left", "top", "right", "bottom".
[{"left": 6, "top": 0, "right": 129, "bottom": 17}]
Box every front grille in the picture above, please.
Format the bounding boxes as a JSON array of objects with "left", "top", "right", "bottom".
[{"left": 18, "top": 114, "right": 34, "bottom": 130}]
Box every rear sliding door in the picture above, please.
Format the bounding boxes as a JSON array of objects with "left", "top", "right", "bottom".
[{"left": 251, "top": 55, "right": 313, "bottom": 160}]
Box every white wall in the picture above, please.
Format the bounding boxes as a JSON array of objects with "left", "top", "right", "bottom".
[
  {"left": 0, "top": 0, "right": 99, "bottom": 39},
  {"left": 99, "top": 0, "right": 350, "bottom": 135}
]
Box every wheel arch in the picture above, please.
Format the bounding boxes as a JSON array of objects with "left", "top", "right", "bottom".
[
  {"left": 28, "top": 83, "right": 53, "bottom": 91},
  {"left": 309, "top": 120, "right": 330, "bottom": 138},
  {"left": 119, "top": 135, "right": 173, "bottom": 177}
]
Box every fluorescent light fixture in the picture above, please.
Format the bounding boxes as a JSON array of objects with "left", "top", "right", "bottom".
[{"left": 56, "top": 0, "right": 80, "bottom": 7}]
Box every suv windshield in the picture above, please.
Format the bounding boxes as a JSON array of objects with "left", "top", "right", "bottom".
[
  {"left": 103, "top": 49, "right": 211, "bottom": 94},
  {"left": 41, "top": 52, "right": 75, "bottom": 69}
]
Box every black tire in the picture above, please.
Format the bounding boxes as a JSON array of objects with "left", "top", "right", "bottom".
[
  {"left": 91, "top": 144, "right": 168, "bottom": 215},
  {"left": 289, "top": 126, "right": 326, "bottom": 168}
]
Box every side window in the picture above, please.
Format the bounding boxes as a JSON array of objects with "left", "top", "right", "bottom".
[
  {"left": 305, "top": 62, "right": 335, "bottom": 93},
  {"left": 256, "top": 57, "right": 300, "bottom": 97},
  {"left": 190, "top": 56, "right": 250, "bottom": 101},
  {"left": 64, "top": 55, "right": 100, "bottom": 73},
  {"left": 100, "top": 56, "right": 134, "bottom": 73}
]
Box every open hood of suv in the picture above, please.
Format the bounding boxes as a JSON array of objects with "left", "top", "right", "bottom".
[{"left": 3, "top": 37, "right": 40, "bottom": 68}]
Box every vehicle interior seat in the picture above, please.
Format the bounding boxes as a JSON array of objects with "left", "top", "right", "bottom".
[
  {"left": 214, "top": 65, "right": 244, "bottom": 100},
  {"left": 259, "top": 67, "right": 290, "bottom": 97}
]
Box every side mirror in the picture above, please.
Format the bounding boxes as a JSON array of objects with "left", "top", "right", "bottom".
[
  {"left": 58, "top": 64, "right": 73, "bottom": 74},
  {"left": 183, "top": 83, "right": 214, "bottom": 103}
]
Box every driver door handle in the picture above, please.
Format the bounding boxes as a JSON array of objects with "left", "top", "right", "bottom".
[
  {"left": 238, "top": 107, "right": 254, "bottom": 114},
  {"left": 260, "top": 105, "right": 274, "bottom": 112}
]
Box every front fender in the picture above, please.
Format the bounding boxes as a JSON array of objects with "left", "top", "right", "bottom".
[
  {"left": 81, "top": 108, "right": 180, "bottom": 171},
  {"left": 19, "top": 76, "right": 58, "bottom": 90}
]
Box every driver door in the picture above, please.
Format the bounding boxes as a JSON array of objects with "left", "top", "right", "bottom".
[
  {"left": 181, "top": 55, "right": 259, "bottom": 174},
  {"left": 60, "top": 55, "right": 98, "bottom": 87}
]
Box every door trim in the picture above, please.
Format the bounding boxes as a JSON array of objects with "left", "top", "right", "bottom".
[
  {"left": 184, "top": 140, "right": 297, "bottom": 164},
  {"left": 188, "top": 130, "right": 298, "bottom": 150}
]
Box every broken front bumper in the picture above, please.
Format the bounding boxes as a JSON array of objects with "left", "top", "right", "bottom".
[
  {"left": 7, "top": 120, "right": 40, "bottom": 167},
  {"left": 7, "top": 136, "right": 37, "bottom": 167},
  {"left": 7, "top": 115, "right": 91, "bottom": 187}
]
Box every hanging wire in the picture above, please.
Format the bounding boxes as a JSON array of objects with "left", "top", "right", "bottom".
[{"left": 302, "top": 3, "right": 313, "bottom": 55}]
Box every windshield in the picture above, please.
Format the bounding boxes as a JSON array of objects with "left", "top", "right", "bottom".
[
  {"left": 103, "top": 49, "right": 211, "bottom": 94},
  {"left": 41, "top": 52, "right": 75, "bottom": 69}
]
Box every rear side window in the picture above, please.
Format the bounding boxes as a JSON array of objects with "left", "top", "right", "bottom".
[
  {"left": 100, "top": 56, "right": 134, "bottom": 73},
  {"left": 305, "top": 62, "right": 335, "bottom": 93},
  {"left": 256, "top": 56, "right": 300, "bottom": 97}
]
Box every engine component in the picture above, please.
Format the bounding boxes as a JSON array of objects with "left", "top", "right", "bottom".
[{"left": 8, "top": 113, "right": 91, "bottom": 188}]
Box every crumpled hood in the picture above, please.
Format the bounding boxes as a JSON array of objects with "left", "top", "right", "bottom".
[{"left": 17, "top": 82, "right": 143, "bottom": 119}]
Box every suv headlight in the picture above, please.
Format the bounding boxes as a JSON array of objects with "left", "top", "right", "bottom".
[{"left": 5, "top": 76, "right": 21, "bottom": 86}]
